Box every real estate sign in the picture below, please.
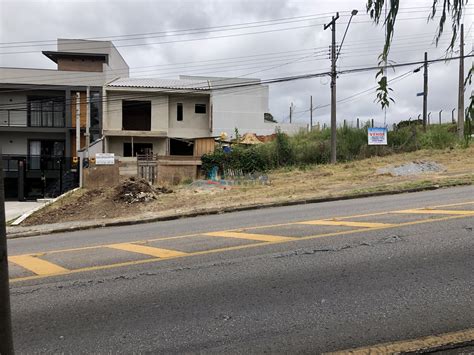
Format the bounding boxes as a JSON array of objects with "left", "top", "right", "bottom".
[
  {"left": 95, "top": 153, "right": 115, "bottom": 165},
  {"left": 368, "top": 127, "right": 388, "bottom": 145}
]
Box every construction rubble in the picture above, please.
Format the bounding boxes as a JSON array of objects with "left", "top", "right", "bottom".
[{"left": 113, "top": 177, "right": 172, "bottom": 204}]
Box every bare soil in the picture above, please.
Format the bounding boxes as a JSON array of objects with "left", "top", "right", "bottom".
[{"left": 23, "top": 147, "right": 474, "bottom": 226}]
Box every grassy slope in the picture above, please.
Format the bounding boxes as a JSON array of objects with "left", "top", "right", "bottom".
[{"left": 23, "top": 147, "right": 474, "bottom": 226}]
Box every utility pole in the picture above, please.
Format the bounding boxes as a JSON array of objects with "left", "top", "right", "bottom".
[
  {"left": 324, "top": 9, "right": 357, "bottom": 164},
  {"left": 310, "top": 96, "right": 313, "bottom": 131},
  {"left": 289, "top": 103, "right": 293, "bottom": 124},
  {"left": 423, "top": 52, "right": 428, "bottom": 131},
  {"left": 457, "top": 23, "right": 465, "bottom": 138},
  {"left": 325, "top": 13, "right": 339, "bottom": 164},
  {"left": 75, "top": 92, "right": 82, "bottom": 188},
  {"left": 85, "top": 87, "right": 91, "bottom": 160},
  {"left": 0, "top": 150, "right": 14, "bottom": 355}
]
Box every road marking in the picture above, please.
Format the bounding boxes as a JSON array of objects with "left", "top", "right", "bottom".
[
  {"left": 326, "top": 328, "right": 474, "bottom": 354},
  {"left": 9, "top": 255, "right": 68, "bottom": 275},
  {"left": 298, "top": 220, "right": 395, "bottom": 228},
  {"left": 205, "top": 231, "right": 295, "bottom": 242},
  {"left": 394, "top": 209, "right": 474, "bottom": 215},
  {"left": 10, "top": 214, "right": 472, "bottom": 283},
  {"left": 107, "top": 243, "right": 188, "bottom": 258},
  {"left": 432, "top": 200, "right": 474, "bottom": 208}
]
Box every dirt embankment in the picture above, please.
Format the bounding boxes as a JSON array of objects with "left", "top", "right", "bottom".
[{"left": 22, "top": 147, "right": 474, "bottom": 226}]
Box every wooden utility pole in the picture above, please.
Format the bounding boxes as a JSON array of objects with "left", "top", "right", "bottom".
[
  {"left": 310, "top": 96, "right": 313, "bottom": 131},
  {"left": 0, "top": 151, "right": 14, "bottom": 355},
  {"left": 85, "top": 87, "right": 90, "bottom": 160},
  {"left": 75, "top": 92, "right": 82, "bottom": 188},
  {"left": 324, "top": 13, "right": 339, "bottom": 164},
  {"left": 457, "top": 23, "right": 465, "bottom": 138},
  {"left": 423, "top": 52, "right": 428, "bottom": 131},
  {"left": 289, "top": 103, "right": 293, "bottom": 124}
]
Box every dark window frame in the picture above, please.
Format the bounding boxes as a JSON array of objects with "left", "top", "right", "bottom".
[
  {"left": 177, "top": 103, "right": 183, "bottom": 121},
  {"left": 194, "top": 103, "right": 206, "bottom": 114},
  {"left": 27, "top": 96, "right": 66, "bottom": 128},
  {"left": 122, "top": 100, "right": 152, "bottom": 131}
]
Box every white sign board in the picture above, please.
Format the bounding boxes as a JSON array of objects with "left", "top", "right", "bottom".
[
  {"left": 95, "top": 153, "right": 115, "bottom": 165},
  {"left": 368, "top": 127, "right": 388, "bottom": 145}
]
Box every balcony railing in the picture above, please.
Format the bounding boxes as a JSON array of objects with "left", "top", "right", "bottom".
[
  {"left": 1, "top": 155, "right": 73, "bottom": 172},
  {"left": 0, "top": 109, "right": 66, "bottom": 128}
]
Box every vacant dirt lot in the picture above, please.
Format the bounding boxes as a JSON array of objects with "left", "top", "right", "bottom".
[{"left": 23, "top": 147, "right": 474, "bottom": 226}]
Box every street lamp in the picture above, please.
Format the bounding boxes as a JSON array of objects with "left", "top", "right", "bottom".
[{"left": 324, "top": 9, "right": 358, "bottom": 164}]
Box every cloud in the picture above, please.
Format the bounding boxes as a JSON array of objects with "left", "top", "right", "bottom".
[{"left": 0, "top": 0, "right": 471, "bottom": 125}]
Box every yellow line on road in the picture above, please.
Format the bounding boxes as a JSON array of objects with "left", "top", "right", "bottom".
[
  {"left": 10, "top": 214, "right": 472, "bottom": 283},
  {"left": 107, "top": 243, "right": 188, "bottom": 258},
  {"left": 9, "top": 255, "right": 68, "bottom": 275},
  {"left": 205, "top": 231, "right": 295, "bottom": 242},
  {"left": 326, "top": 328, "right": 474, "bottom": 354},
  {"left": 394, "top": 209, "right": 474, "bottom": 215},
  {"left": 298, "top": 220, "right": 395, "bottom": 228},
  {"left": 431, "top": 200, "right": 474, "bottom": 208}
]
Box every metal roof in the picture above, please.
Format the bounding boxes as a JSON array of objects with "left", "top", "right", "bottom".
[{"left": 107, "top": 78, "right": 210, "bottom": 91}]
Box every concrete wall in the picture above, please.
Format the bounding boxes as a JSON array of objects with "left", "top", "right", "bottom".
[
  {"left": 0, "top": 92, "right": 27, "bottom": 126},
  {"left": 83, "top": 164, "right": 120, "bottom": 189},
  {"left": 0, "top": 67, "right": 107, "bottom": 86},
  {"left": 168, "top": 95, "right": 211, "bottom": 138},
  {"left": 57, "top": 38, "right": 129, "bottom": 80},
  {"left": 0, "top": 131, "right": 66, "bottom": 155},
  {"left": 104, "top": 91, "right": 169, "bottom": 132},
  {"left": 210, "top": 85, "right": 271, "bottom": 138}
]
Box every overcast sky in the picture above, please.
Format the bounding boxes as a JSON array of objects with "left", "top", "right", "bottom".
[{"left": 0, "top": 0, "right": 472, "bottom": 127}]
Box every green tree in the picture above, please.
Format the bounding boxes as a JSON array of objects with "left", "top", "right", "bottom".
[{"left": 367, "top": 0, "right": 471, "bottom": 111}]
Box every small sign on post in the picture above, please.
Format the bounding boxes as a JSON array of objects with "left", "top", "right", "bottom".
[
  {"left": 368, "top": 127, "right": 388, "bottom": 145},
  {"left": 95, "top": 153, "right": 115, "bottom": 165}
]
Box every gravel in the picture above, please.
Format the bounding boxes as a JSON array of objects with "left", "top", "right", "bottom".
[{"left": 377, "top": 161, "right": 446, "bottom": 176}]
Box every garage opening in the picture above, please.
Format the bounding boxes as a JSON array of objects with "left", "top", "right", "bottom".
[
  {"left": 169, "top": 138, "right": 194, "bottom": 156},
  {"left": 122, "top": 100, "right": 151, "bottom": 131}
]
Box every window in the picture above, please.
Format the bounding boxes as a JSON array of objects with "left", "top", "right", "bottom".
[
  {"left": 122, "top": 100, "right": 151, "bottom": 131},
  {"left": 27, "top": 97, "right": 65, "bottom": 127},
  {"left": 195, "top": 104, "right": 206, "bottom": 114},
  {"left": 169, "top": 139, "right": 194, "bottom": 156},
  {"left": 177, "top": 103, "right": 183, "bottom": 121}
]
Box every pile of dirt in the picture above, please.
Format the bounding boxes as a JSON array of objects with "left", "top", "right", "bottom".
[{"left": 113, "top": 177, "right": 172, "bottom": 204}]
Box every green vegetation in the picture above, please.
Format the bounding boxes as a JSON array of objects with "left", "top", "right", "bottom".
[{"left": 201, "top": 123, "right": 469, "bottom": 176}]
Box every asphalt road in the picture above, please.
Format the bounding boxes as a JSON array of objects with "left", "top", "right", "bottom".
[{"left": 7, "top": 186, "right": 474, "bottom": 353}]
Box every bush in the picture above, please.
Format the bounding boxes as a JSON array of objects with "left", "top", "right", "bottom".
[
  {"left": 419, "top": 124, "right": 460, "bottom": 149},
  {"left": 200, "top": 123, "right": 461, "bottom": 177}
]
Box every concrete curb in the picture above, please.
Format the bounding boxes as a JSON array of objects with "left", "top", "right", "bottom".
[
  {"left": 10, "top": 188, "right": 80, "bottom": 226},
  {"left": 6, "top": 181, "right": 472, "bottom": 239}
]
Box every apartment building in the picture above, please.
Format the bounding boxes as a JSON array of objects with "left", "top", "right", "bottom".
[{"left": 0, "top": 39, "right": 129, "bottom": 199}]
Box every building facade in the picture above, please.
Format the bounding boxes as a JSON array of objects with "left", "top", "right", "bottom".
[{"left": 0, "top": 39, "right": 129, "bottom": 199}]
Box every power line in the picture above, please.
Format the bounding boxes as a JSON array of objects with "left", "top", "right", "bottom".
[
  {"left": 1, "top": 53, "right": 470, "bottom": 111},
  {"left": 2, "top": 14, "right": 470, "bottom": 56}
]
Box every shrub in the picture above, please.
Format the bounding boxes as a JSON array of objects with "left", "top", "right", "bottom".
[{"left": 419, "top": 125, "right": 460, "bottom": 149}]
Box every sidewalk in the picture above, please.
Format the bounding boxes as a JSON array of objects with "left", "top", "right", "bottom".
[
  {"left": 5, "top": 201, "right": 48, "bottom": 222},
  {"left": 7, "top": 181, "right": 470, "bottom": 239}
]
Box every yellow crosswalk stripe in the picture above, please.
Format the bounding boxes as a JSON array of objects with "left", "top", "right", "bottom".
[
  {"left": 394, "top": 209, "right": 474, "bottom": 215},
  {"left": 298, "top": 220, "right": 395, "bottom": 228},
  {"left": 9, "top": 255, "right": 68, "bottom": 275},
  {"left": 107, "top": 243, "right": 188, "bottom": 258},
  {"left": 326, "top": 328, "right": 474, "bottom": 354},
  {"left": 205, "top": 231, "right": 294, "bottom": 242}
]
